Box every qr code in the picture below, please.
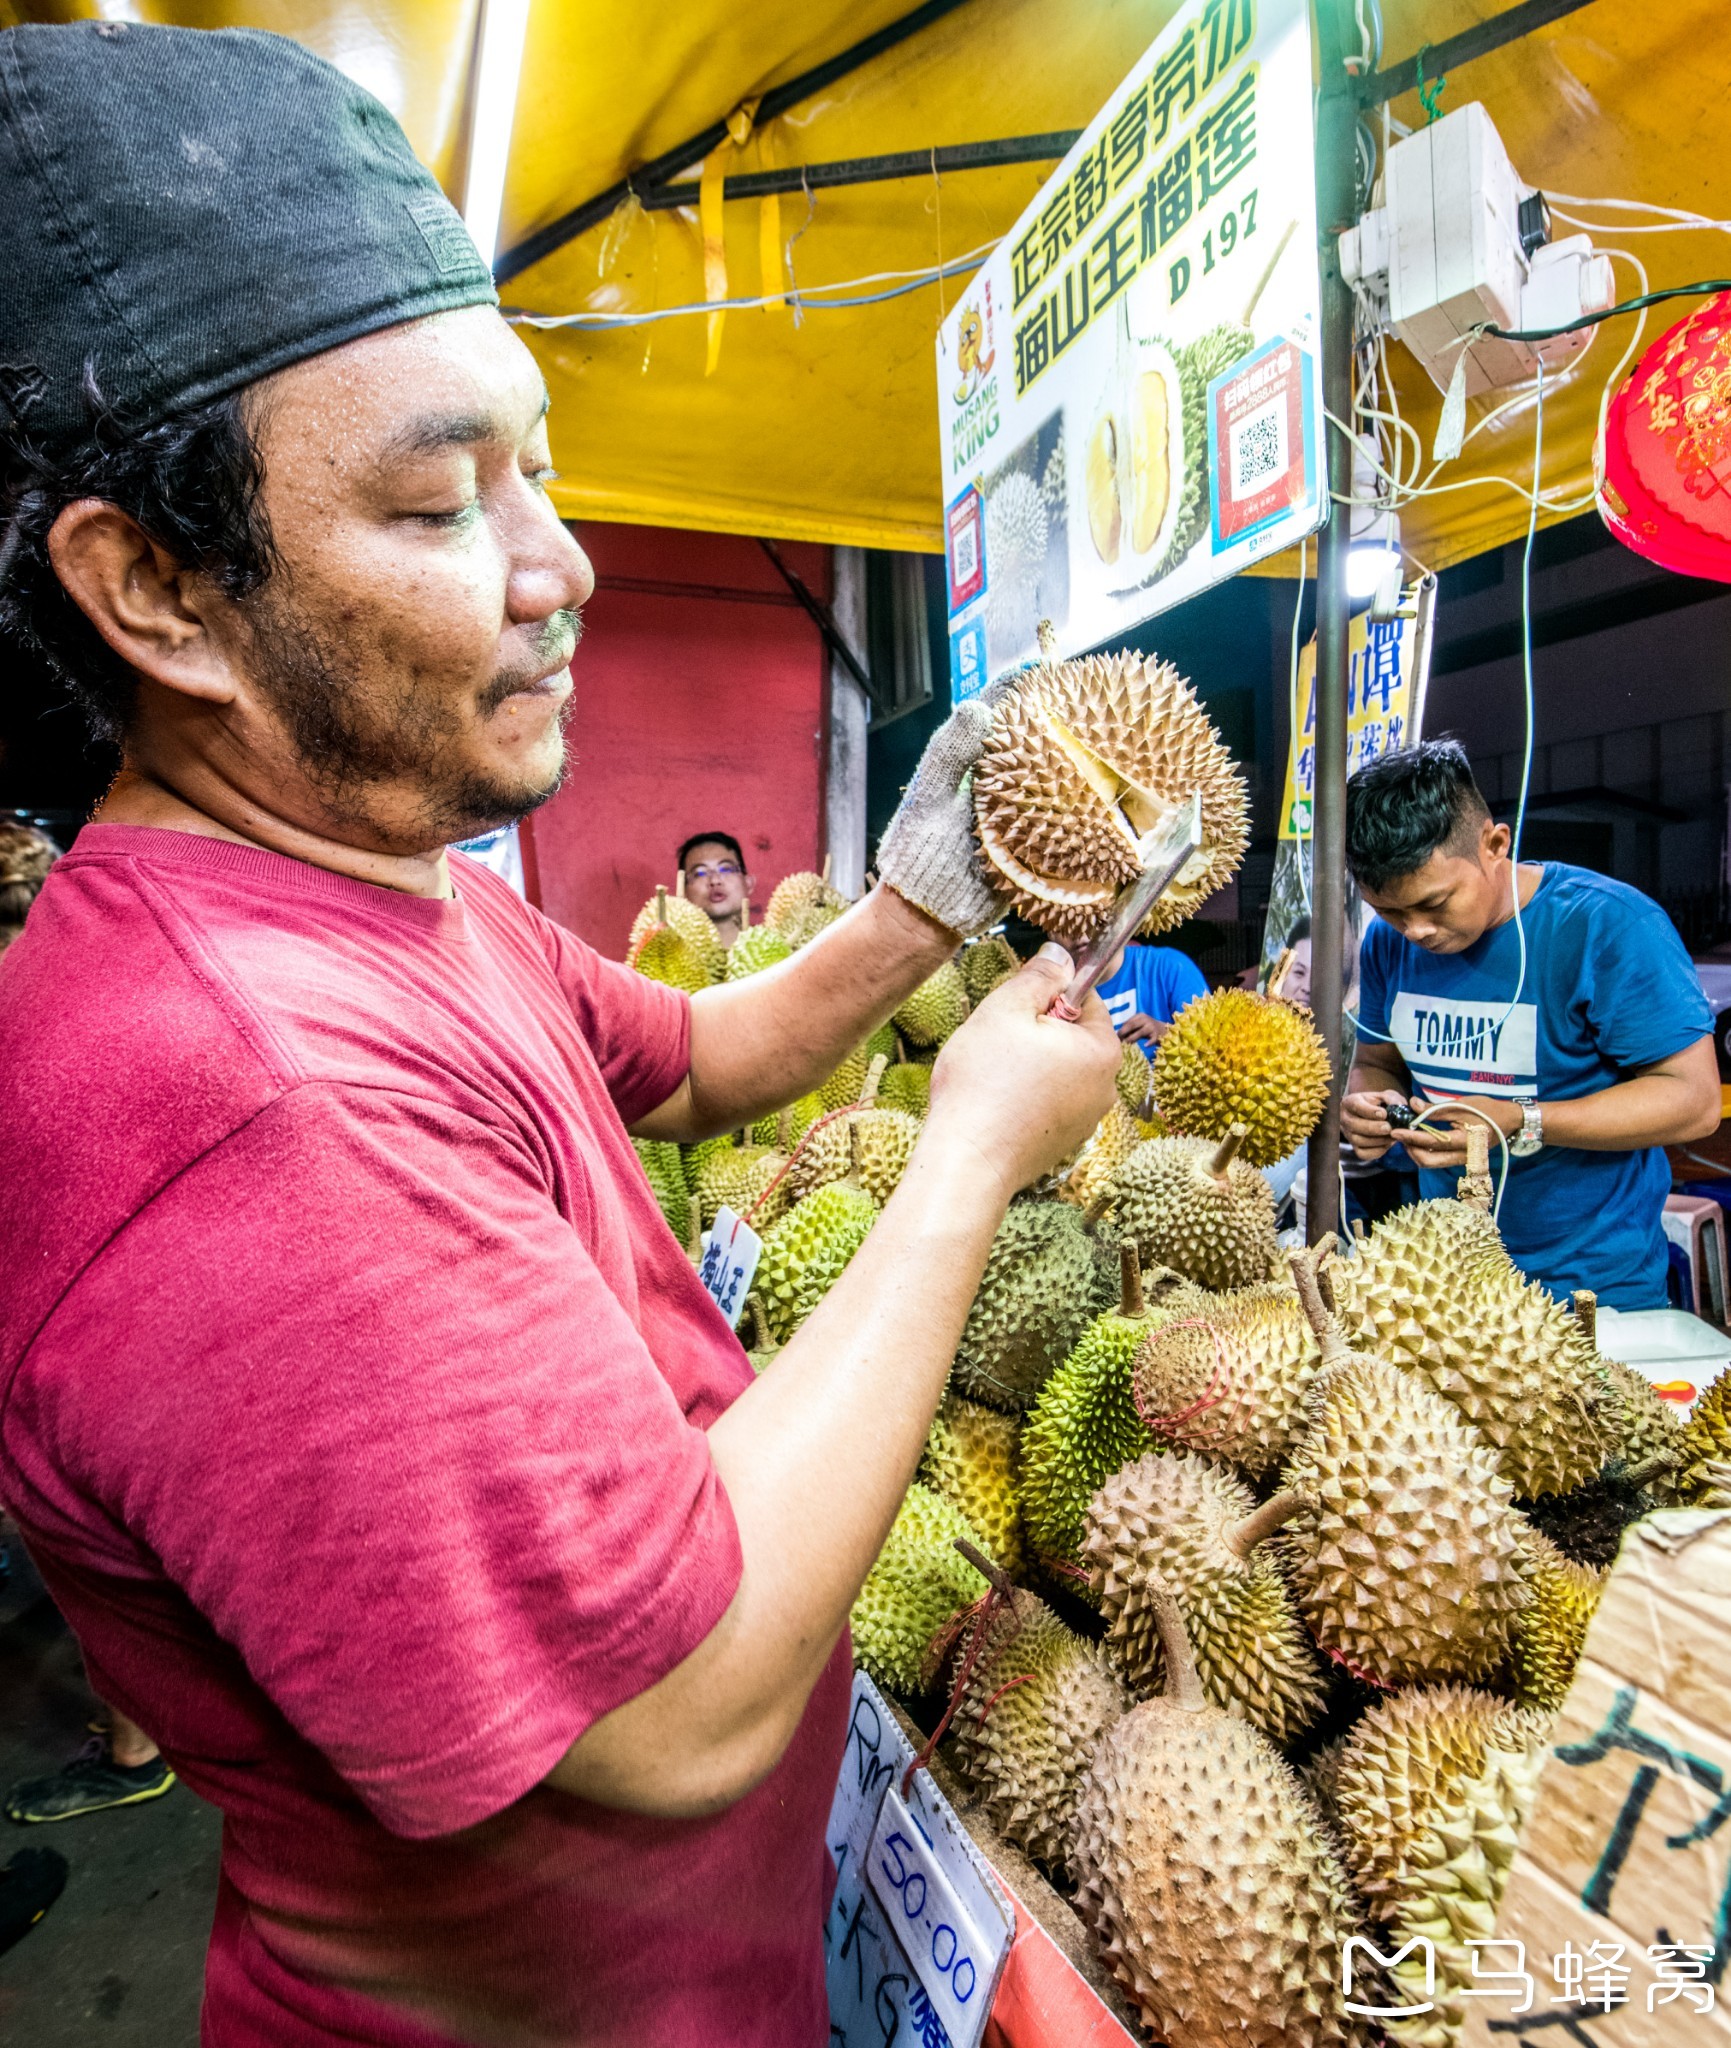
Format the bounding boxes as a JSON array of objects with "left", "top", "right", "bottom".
[
  {"left": 1229, "top": 399, "right": 1287, "bottom": 496},
  {"left": 952, "top": 521, "right": 979, "bottom": 588}
]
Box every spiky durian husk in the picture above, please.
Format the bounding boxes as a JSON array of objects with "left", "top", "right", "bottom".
[
  {"left": 724, "top": 925, "right": 794, "bottom": 980},
  {"left": 851, "top": 1484, "right": 987, "bottom": 1694},
  {"left": 1019, "top": 1289, "right": 1194, "bottom": 1578},
  {"left": 763, "top": 870, "right": 848, "bottom": 944},
  {"left": 630, "top": 925, "right": 717, "bottom": 993},
  {"left": 1332, "top": 1200, "right": 1616, "bottom": 1498},
  {"left": 749, "top": 1094, "right": 824, "bottom": 1149},
  {"left": 816, "top": 1047, "right": 871, "bottom": 1113},
  {"left": 972, "top": 650, "right": 1248, "bottom": 951},
  {"left": 877, "top": 1062, "right": 930, "bottom": 1117},
  {"left": 679, "top": 1133, "right": 737, "bottom": 1194},
  {"left": 756, "top": 1182, "right": 877, "bottom": 1342},
  {"left": 1681, "top": 1363, "right": 1731, "bottom": 1505},
  {"left": 952, "top": 1200, "right": 1112, "bottom": 1412},
  {"left": 694, "top": 1140, "right": 791, "bottom": 1230},
  {"left": 628, "top": 889, "right": 726, "bottom": 978},
  {"left": 948, "top": 1588, "right": 1126, "bottom": 1872},
  {"left": 1116, "top": 1041, "right": 1152, "bottom": 1117},
  {"left": 787, "top": 1107, "right": 920, "bottom": 1208},
  {"left": 1281, "top": 1356, "right": 1534, "bottom": 1687},
  {"left": 631, "top": 1137, "right": 690, "bottom": 1239},
  {"left": 919, "top": 1396, "right": 1027, "bottom": 1577},
  {"left": 1132, "top": 1280, "right": 1322, "bottom": 1476},
  {"left": 892, "top": 960, "right": 970, "bottom": 1047},
  {"left": 1152, "top": 988, "right": 1330, "bottom": 1167},
  {"left": 1058, "top": 1102, "right": 1144, "bottom": 1211},
  {"left": 1072, "top": 1695, "right": 1375, "bottom": 2048},
  {"left": 1510, "top": 1530, "right": 1608, "bottom": 1712},
  {"left": 1084, "top": 1451, "right": 1328, "bottom": 1745},
  {"left": 1331, "top": 1687, "right": 1551, "bottom": 2048},
  {"left": 960, "top": 933, "right": 1019, "bottom": 1005},
  {"left": 1106, "top": 1137, "right": 1277, "bottom": 1291},
  {"left": 1521, "top": 1465, "right": 1659, "bottom": 1569},
  {"left": 1603, "top": 1358, "right": 1687, "bottom": 1500}
]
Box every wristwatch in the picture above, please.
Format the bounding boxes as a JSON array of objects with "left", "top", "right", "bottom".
[{"left": 1510, "top": 1098, "right": 1544, "bottom": 1158}]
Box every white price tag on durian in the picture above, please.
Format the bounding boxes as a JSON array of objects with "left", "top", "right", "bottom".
[{"left": 696, "top": 1205, "right": 761, "bottom": 1330}]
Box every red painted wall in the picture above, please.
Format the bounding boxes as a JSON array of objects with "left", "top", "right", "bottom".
[{"left": 525, "top": 523, "right": 832, "bottom": 960}]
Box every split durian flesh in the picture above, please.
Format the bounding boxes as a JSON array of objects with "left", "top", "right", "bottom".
[
  {"left": 948, "top": 1583, "right": 1126, "bottom": 1873},
  {"left": 971, "top": 649, "right": 1248, "bottom": 951},
  {"left": 1071, "top": 1590, "right": 1375, "bottom": 2048},
  {"left": 951, "top": 1199, "right": 1113, "bottom": 1412},
  {"left": 1152, "top": 986, "right": 1330, "bottom": 1167},
  {"left": 920, "top": 1395, "right": 1026, "bottom": 1578},
  {"left": 1106, "top": 1127, "right": 1277, "bottom": 1292},
  {"left": 1331, "top": 1196, "right": 1615, "bottom": 1498},
  {"left": 1082, "top": 1449, "right": 1327, "bottom": 1746},
  {"left": 850, "top": 1485, "right": 988, "bottom": 1694},
  {"left": 1329, "top": 1686, "right": 1551, "bottom": 2048},
  {"left": 1018, "top": 1245, "right": 1190, "bottom": 1580}
]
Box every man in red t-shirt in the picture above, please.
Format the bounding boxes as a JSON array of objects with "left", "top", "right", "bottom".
[{"left": 0, "top": 25, "right": 1119, "bottom": 2048}]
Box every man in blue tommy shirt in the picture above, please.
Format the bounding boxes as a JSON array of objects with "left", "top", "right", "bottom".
[{"left": 1341, "top": 742, "right": 1719, "bottom": 1307}]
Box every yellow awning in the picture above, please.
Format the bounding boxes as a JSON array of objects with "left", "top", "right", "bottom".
[{"left": 12, "top": 1, "right": 1731, "bottom": 573}]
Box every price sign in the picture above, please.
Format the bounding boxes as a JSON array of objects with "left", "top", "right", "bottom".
[
  {"left": 826, "top": 1672, "right": 1015, "bottom": 2048},
  {"left": 696, "top": 1205, "right": 761, "bottom": 1329}
]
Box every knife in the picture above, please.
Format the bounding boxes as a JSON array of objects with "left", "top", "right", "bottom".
[{"left": 1046, "top": 792, "right": 1203, "bottom": 1022}]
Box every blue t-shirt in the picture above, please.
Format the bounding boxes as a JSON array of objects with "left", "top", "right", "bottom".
[
  {"left": 1098, "top": 944, "right": 1208, "bottom": 1055},
  {"left": 1359, "top": 863, "right": 1713, "bottom": 1308}
]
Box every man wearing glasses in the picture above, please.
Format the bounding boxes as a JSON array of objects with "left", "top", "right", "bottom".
[{"left": 678, "top": 830, "right": 755, "bottom": 948}]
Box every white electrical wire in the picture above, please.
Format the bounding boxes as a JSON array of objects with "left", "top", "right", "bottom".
[
  {"left": 1290, "top": 536, "right": 1312, "bottom": 917},
  {"left": 1401, "top": 1101, "right": 1515, "bottom": 1219}
]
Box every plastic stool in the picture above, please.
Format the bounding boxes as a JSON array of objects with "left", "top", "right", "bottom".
[
  {"left": 1667, "top": 1241, "right": 1696, "bottom": 1314},
  {"left": 1665, "top": 1194, "right": 1728, "bottom": 1327}
]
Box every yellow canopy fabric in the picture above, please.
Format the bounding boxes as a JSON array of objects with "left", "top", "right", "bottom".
[{"left": 11, "top": 1, "right": 1731, "bottom": 573}]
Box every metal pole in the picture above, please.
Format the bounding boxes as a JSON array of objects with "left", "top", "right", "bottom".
[{"left": 1305, "top": 0, "right": 1358, "bottom": 1244}]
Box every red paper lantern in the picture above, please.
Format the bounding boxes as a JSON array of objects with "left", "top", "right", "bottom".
[{"left": 1597, "top": 291, "right": 1731, "bottom": 581}]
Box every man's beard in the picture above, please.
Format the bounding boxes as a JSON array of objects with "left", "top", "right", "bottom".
[{"left": 240, "top": 590, "right": 579, "bottom": 847}]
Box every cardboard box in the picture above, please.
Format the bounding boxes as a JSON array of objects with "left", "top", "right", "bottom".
[{"left": 1460, "top": 1510, "right": 1731, "bottom": 2045}]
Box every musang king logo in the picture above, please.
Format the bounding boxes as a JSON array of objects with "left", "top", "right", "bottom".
[{"left": 951, "top": 301, "right": 996, "bottom": 404}]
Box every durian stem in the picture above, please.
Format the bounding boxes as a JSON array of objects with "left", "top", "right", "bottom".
[
  {"left": 684, "top": 1193, "right": 703, "bottom": 1260},
  {"left": 895, "top": 1034, "right": 910, "bottom": 1065},
  {"left": 1627, "top": 1450, "right": 1681, "bottom": 1489},
  {"left": 1572, "top": 1290, "right": 1598, "bottom": 1346},
  {"left": 1146, "top": 1589, "right": 1206, "bottom": 1714},
  {"left": 655, "top": 884, "right": 669, "bottom": 925},
  {"left": 1207, "top": 1124, "right": 1248, "bottom": 1179},
  {"left": 860, "top": 1053, "right": 888, "bottom": 1107},
  {"left": 1225, "top": 1489, "right": 1306, "bottom": 1560},
  {"left": 1458, "top": 1126, "right": 1493, "bottom": 1212},
  {"left": 1119, "top": 1241, "right": 1145, "bottom": 1319},
  {"left": 1288, "top": 1239, "right": 1351, "bottom": 1363},
  {"left": 1081, "top": 1189, "right": 1115, "bottom": 1230},
  {"left": 821, "top": 852, "right": 833, "bottom": 884},
  {"left": 954, "top": 1536, "right": 1015, "bottom": 1599},
  {"left": 675, "top": 870, "right": 686, "bottom": 900},
  {"left": 742, "top": 1295, "right": 771, "bottom": 1351},
  {"left": 776, "top": 1109, "right": 793, "bottom": 1152}
]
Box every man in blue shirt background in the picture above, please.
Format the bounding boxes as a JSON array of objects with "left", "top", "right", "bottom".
[
  {"left": 1098, "top": 940, "right": 1208, "bottom": 1048},
  {"left": 1341, "top": 741, "right": 1719, "bottom": 1307}
]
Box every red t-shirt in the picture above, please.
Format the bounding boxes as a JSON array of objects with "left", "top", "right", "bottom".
[{"left": 0, "top": 824, "right": 849, "bottom": 2047}]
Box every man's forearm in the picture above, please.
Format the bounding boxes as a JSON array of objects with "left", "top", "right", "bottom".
[
  {"left": 1536, "top": 1069, "right": 1719, "bottom": 1151},
  {"left": 649, "top": 886, "right": 964, "bottom": 1139}
]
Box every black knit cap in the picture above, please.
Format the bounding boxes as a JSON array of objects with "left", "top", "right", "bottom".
[{"left": 0, "top": 21, "right": 499, "bottom": 449}]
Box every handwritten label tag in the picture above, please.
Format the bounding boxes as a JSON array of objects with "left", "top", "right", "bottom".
[
  {"left": 825, "top": 1672, "right": 1014, "bottom": 2048},
  {"left": 696, "top": 1205, "right": 761, "bottom": 1330}
]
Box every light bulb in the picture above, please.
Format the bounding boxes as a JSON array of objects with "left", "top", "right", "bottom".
[{"left": 1347, "top": 542, "right": 1402, "bottom": 600}]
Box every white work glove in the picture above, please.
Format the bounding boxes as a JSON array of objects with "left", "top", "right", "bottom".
[{"left": 876, "top": 675, "right": 1020, "bottom": 938}]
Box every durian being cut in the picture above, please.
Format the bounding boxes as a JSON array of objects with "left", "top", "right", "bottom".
[{"left": 971, "top": 647, "right": 1248, "bottom": 952}]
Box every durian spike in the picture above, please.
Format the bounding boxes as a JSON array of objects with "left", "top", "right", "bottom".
[
  {"left": 1036, "top": 617, "right": 1058, "bottom": 660},
  {"left": 1288, "top": 1237, "right": 1351, "bottom": 1365},
  {"left": 1266, "top": 945, "right": 1296, "bottom": 1001},
  {"left": 776, "top": 1109, "right": 793, "bottom": 1151},
  {"left": 1206, "top": 1124, "right": 1248, "bottom": 1180},
  {"left": 1119, "top": 1240, "right": 1145, "bottom": 1319},
  {"left": 954, "top": 1535, "right": 1016, "bottom": 1601},
  {"left": 1573, "top": 1290, "right": 1598, "bottom": 1346},
  {"left": 1144, "top": 1587, "right": 1206, "bottom": 1713},
  {"left": 684, "top": 1193, "right": 703, "bottom": 1261},
  {"left": 742, "top": 1295, "right": 773, "bottom": 1350},
  {"left": 1222, "top": 1487, "right": 1306, "bottom": 1561},
  {"left": 859, "top": 1053, "right": 888, "bottom": 1106},
  {"left": 1459, "top": 1125, "right": 1494, "bottom": 1211}
]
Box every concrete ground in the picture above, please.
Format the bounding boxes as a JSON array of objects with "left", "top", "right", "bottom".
[{"left": 0, "top": 1540, "right": 218, "bottom": 2047}]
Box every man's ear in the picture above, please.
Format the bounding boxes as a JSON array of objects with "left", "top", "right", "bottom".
[
  {"left": 46, "top": 499, "right": 239, "bottom": 706},
  {"left": 1481, "top": 814, "right": 1512, "bottom": 863}
]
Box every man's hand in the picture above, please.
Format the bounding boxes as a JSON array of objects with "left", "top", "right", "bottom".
[
  {"left": 926, "top": 944, "right": 1122, "bottom": 1199},
  {"left": 875, "top": 677, "right": 1017, "bottom": 938},
  {"left": 1115, "top": 1012, "right": 1167, "bottom": 1045},
  {"left": 1341, "top": 1088, "right": 1411, "bottom": 1162},
  {"left": 1399, "top": 1096, "right": 1518, "bottom": 1170}
]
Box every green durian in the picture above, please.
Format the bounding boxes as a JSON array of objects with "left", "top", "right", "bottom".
[
  {"left": 724, "top": 925, "right": 794, "bottom": 980},
  {"left": 920, "top": 1395, "right": 1025, "bottom": 1577},
  {"left": 893, "top": 960, "right": 970, "bottom": 1048},
  {"left": 952, "top": 1199, "right": 1113, "bottom": 1412},
  {"left": 679, "top": 1133, "right": 736, "bottom": 1194},
  {"left": 631, "top": 1137, "right": 689, "bottom": 1240},
  {"left": 755, "top": 1178, "right": 877, "bottom": 1342},
  {"left": 1106, "top": 1126, "right": 1277, "bottom": 1291},
  {"left": 850, "top": 1484, "right": 988, "bottom": 1694},
  {"left": 959, "top": 933, "right": 1019, "bottom": 1005},
  {"left": 877, "top": 1060, "right": 930, "bottom": 1117}
]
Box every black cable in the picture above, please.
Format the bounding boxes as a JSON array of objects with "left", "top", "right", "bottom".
[{"left": 1483, "top": 277, "right": 1731, "bottom": 344}]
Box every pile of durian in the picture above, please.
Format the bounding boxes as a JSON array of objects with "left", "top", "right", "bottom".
[{"left": 620, "top": 660, "right": 1721, "bottom": 2048}]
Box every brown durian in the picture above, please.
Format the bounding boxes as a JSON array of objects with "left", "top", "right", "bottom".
[
  {"left": 1071, "top": 1589, "right": 1376, "bottom": 2048},
  {"left": 971, "top": 650, "right": 1248, "bottom": 951},
  {"left": 1083, "top": 1449, "right": 1328, "bottom": 1745},
  {"left": 1106, "top": 1126, "right": 1277, "bottom": 1290}
]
